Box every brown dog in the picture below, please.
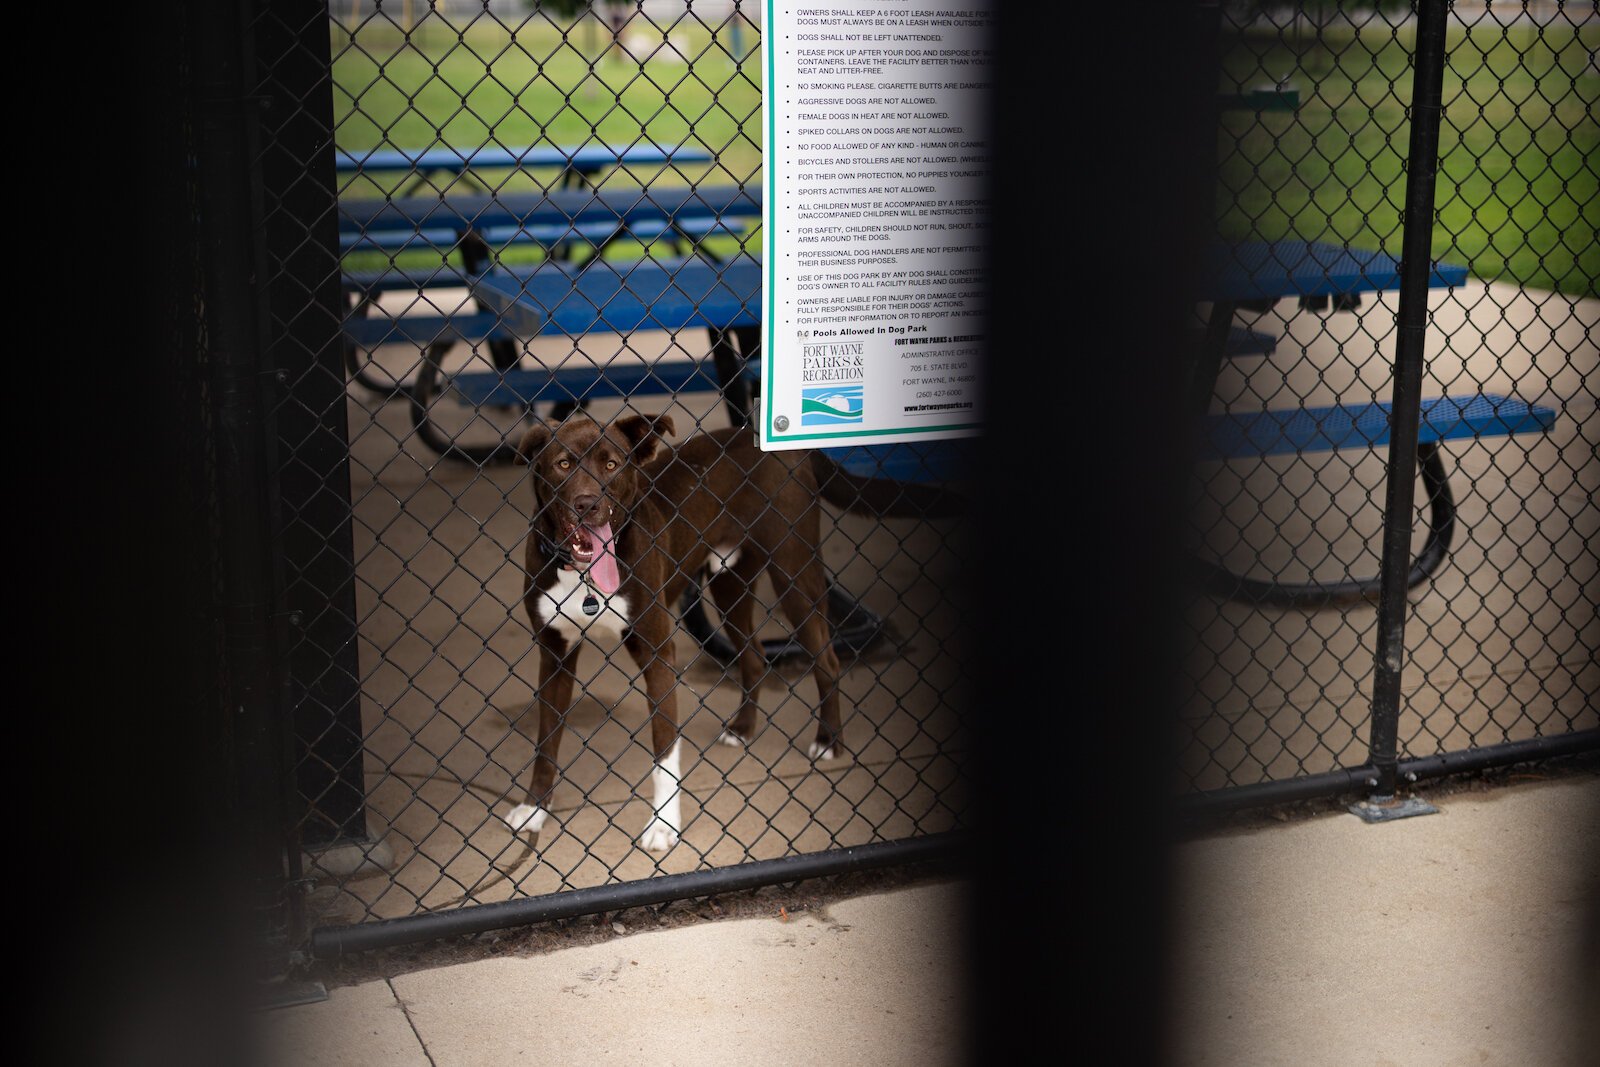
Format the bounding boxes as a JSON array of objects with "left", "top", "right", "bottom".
[{"left": 504, "top": 413, "right": 844, "bottom": 851}]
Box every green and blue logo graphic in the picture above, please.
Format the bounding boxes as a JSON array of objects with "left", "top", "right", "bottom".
[{"left": 801, "top": 384, "right": 864, "bottom": 426}]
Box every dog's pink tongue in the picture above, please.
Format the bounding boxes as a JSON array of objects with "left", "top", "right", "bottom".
[{"left": 584, "top": 522, "right": 619, "bottom": 594}]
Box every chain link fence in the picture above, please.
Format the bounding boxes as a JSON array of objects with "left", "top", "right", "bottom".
[
  {"left": 247, "top": 0, "right": 980, "bottom": 955},
  {"left": 167, "top": 0, "right": 1598, "bottom": 966},
  {"left": 1182, "top": 0, "right": 1597, "bottom": 808}
]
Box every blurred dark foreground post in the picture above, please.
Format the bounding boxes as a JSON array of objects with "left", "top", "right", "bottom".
[{"left": 964, "top": 2, "right": 1210, "bottom": 1062}]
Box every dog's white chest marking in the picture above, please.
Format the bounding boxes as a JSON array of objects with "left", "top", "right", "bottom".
[
  {"left": 705, "top": 545, "right": 742, "bottom": 577},
  {"left": 534, "top": 569, "right": 632, "bottom": 643}
]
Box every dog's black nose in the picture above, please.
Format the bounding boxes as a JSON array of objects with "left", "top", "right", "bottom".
[{"left": 573, "top": 494, "right": 602, "bottom": 517}]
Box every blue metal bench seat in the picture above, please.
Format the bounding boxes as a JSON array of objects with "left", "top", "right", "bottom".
[
  {"left": 339, "top": 215, "right": 751, "bottom": 256},
  {"left": 1208, "top": 241, "right": 1468, "bottom": 302},
  {"left": 343, "top": 311, "right": 505, "bottom": 349},
  {"left": 449, "top": 359, "right": 758, "bottom": 409},
  {"left": 343, "top": 305, "right": 751, "bottom": 406},
  {"left": 470, "top": 256, "right": 762, "bottom": 337},
  {"left": 808, "top": 441, "right": 975, "bottom": 519},
  {"left": 342, "top": 310, "right": 756, "bottom": 412},
  {"left": 346, "top": 259, "right": 761, "bottom": 352},
  {"left": 343, "top": 265, "right": 479, "bottom": 295},
  {"left": 1201, "top": 394, "right": 1555, "bottom": 460},
  {"left": 343, "top": 257, "right": 763, "bottom": 465},
  {"left": 337, "top": 185, "right": 761, "bottom": 240}
]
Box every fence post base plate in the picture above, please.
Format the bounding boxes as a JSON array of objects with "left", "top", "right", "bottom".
[{"left": 1346, "top": 794, "right": 1439, "bottom": 823}]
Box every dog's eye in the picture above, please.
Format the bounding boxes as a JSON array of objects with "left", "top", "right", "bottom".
[
  {"left": 557, "top": 458, "right": 571, "bottom": 470},
  {"left": 605, "top": 460, "right": 617, "bottom": 471}
]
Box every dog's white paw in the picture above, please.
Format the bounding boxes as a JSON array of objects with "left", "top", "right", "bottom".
[
  {"left": 808, "top": 740, "right": 838, "bottom": 761},
  {"left": 716, "top": 730, "right": 746, "bottom": 748},
  {"left": 637, "top": 819, "right": 680, "bottom": 853},
  {"left": 503, "top": 803, "right": 548, "bottom": 836}
]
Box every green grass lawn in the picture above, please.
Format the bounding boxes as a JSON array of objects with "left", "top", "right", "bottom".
[
  {"left": 334, "top": 13, "right": 762, "bottom": 272},
  {"left": 333, "top": 14, "right": 762, "bottom": 193},
  {"left": 333, "top": 13, "right": 1598, "bottom": 295},
  {"left": 1219, "top": 19, "right": 1598, "bottom": 296}
]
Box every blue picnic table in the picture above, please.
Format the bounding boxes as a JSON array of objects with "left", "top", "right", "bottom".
[
  {"left": 1186, "top": 85, "right": 1554, "bottom": 604},
  {"left": 339, "top": 184, "right": 762, "bottom": 392},
  {"left": 1192, "top": 238, "right": 1555, "bottom": 606},
  {"left": 338, "top": 185, "right": 760, "bottom": 262},
  {"left": 335, "top": 142, "right": 714, "bottom": 195},
  {"left": 1205, "top": 241, "right": 1469, "bottom": 302},
  {"left": 456, "top": 236, "right": 1558, "bottom": 600},
  {"left": 471, "top": 255, "right": 762, "bottom": 338},
  {"left": 467, "top": 255, "right": 973, "bottom": 519}
]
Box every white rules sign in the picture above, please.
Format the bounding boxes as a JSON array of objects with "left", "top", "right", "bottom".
[{"left": 759, "top": 1, "right": 992, "bottom": 450}]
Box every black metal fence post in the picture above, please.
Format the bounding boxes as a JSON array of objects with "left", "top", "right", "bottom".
[
  {"left": 1366, "top": 0, "right": 1451, "bottom": 800},
  {"left": 256, "top": 0, "right": 371, "bottom": 853},
  {"left": 195, "top": 0, "right": 295, "bottom": 964}
]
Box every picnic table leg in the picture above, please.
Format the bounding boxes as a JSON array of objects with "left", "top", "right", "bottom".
[
  {"left": 342, "top": 286, "right": 412, "bottom": 394},
  {"left": 710, "top": 325, "right": 756, "bottom": 429},
  {"left": 581, "top": 223, "right": 629, "bottom": 262},
  {"left": 396, "top": 167, "right": 486, "bottom": 198},
  {"left": 1190, "top": 301, "right": 1461, "bottom": 606},
  {"left": 559, "top": 166, "right": 595, "bottom": 192},
  {"left": 457, "top": 231, "right": 521, "bottom": 374},
  {"left": 1191, "top": 298, "right": 1235, "bottom": 415},
  {"left": 1197, "top": 440, "right": 1457, "bottom": 607},
  {"left": 406, "top": 340, "right": 521, "bottom": 466}
]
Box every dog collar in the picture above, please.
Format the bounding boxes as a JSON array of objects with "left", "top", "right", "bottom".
[{"left": 537, "top": 528, "right": 576, "bottom": 570}]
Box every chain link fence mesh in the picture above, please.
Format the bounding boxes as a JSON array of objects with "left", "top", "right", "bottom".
[
  {"left": 1183, "top": 0, "right": 1596, "bottom": 795},
  {"left": 262, "top": 0, "right": 976, "bottom": 936},
  {"left": 232, "top": 0, "right": 1596, "bottom": 949}
]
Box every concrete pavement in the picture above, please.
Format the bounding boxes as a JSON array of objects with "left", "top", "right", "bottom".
[
  {"left": 267, "top": 772, "right": 1597, "bottom": 1065},
  {"left": 268, "top": 881, "right": 969, "bottom": 1067},
  {"left": 1170, "top": 772, "right": 1599, "bottom": 1066}
]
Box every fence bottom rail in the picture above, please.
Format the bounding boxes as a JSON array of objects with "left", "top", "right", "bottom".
[{"left": 310, "top": 830, "right": 970, "bottom": 959}]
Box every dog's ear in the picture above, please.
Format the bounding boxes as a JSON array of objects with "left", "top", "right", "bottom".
[
  {"left": 515, "top": 422, "right": 553, "bottom": 465},
  {"left": 614, "top": 413, "right": 676, "bottom": 462}
]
